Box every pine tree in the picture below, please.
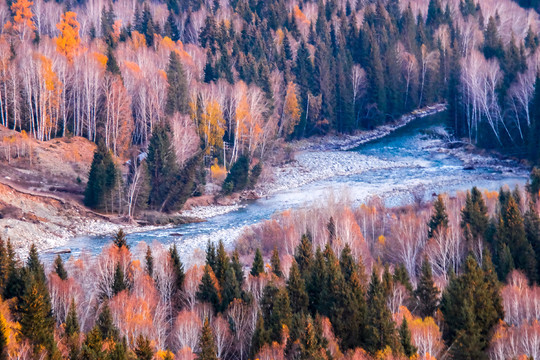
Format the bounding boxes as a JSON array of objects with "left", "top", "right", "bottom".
[
  {"left": 428, "top": 195, "right": 449, "bottom": 238},
  {"left": 214, "top": 240, "right": 229, "bottom": 284},
  {"left": 270, "top": 246, "right": 283, "bottom": 278},
  {"left": 440, "top": 256, "right": 504, "bottom": 359},
  {"left": 97, "top": 304, "right": 118, "bottom": 340},
  {"left": 19, "top": 275, "right": 57, "bottom": 357},
  {"left": 134, "top": 335, "right": 153, "bottom": 360},
  {"left": 483, "top": 16, "right": 504, "bottom": 60},
  {"left": 145, "top": 245, "right": 154, "bottom": 278},
  {"left": 393, "top": 263, "right": 413, "bottom": 292},
  {"left": 287, "top": 261, "right": 309, "bottom": 314},
  {"left": 250, "top": 313, "right": 269, "bottom": 359},
  {"left": 165, "top": 50, "right": 189, "bottom": 115},
  {"left": 415, "top": 257, "right": 440, "bottom": 318},
  {"left": 65, "top": 299, "right": 79, "bottom": 337},
  {"left": 113, "top": 229, "right": 128, "bottom": 249},
  {"left": 169, "top": 244, "right": 185, "bottom": 299},
  {"left": 524, "top": 202, "right": 540, "bottom": 280},
  {"left": 106, "top": 46, "right": 122, "bottom": 76},
  {"left": 399, "top": 318, "right": 417, "bottom": 357},
  {"left": 295, "top": 234, "right": 313, "bottom": 276},
  {"left": 146, "top": 121, "right": 179, "bottom": 211},
  {"left": 496, "top": 196, "right": 537, "bottom": 282},
  {"left": 231, "top": 250, "right": 244, "bottom": 288},
  {"left": 112, "top": 263, "right": 127, "bottom": 295},
  {"left": 84, "top": 142, "right": 119, "bottom": 211},
  {"left": 299, "top": 317, "right": 327, "bottom": 360},
  {"left": 461, "top": 187, "right": 489, "bottom": 249},
  {"left": 53, "top": 255, "right": 68, "bottom": 280},
  {"left": 197, "top": 318, "right": 218, "bottom": 360},
  {"left": 197, "top": 265, "right": 220, "bottom": 312},
  {"left": 365, "top": 269, "right": 398, "bottom": 354},
  {"left": 206, "top": 241, "right": 217, "bottom": 270},
  {"left": 251, "top": 248, "right": 265, "bottom": 276}
]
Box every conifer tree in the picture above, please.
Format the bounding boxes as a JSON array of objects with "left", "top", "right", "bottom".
[
  {"left": 250, "top": 248, "right": 265, "bottom": 276},
  {"left": 197, "top": 265, "right": 220, "bottom": 312},
  {"left": 112, "top": 263, "right": 127, "bottom": 295},
  {"left": 65, "top": 299, "right": 79, "bottom": 337},
  {"left": 134, "top": 335, "right": 153, "bottom": 360},
  {"left": 146, "top": 121, "right": 178, "bottom": 211},
  {"left": 169, "top": 244, "right": 185, "bottom": 298},
  {"left": 428, "top": 195, "right": 449, "bottom": 238},
  {"left": 524, "top": 202, "right": 540, "bottom": 279},
  {"left": 145, "top": 245, "right": 154, "bottom": 278},
  {"left": 270, "top": 246, "right": 283, "bottom": 278},
  {"left": 19, "top": 275, "right": 57, "bottom": 357},
  {"left": 496, "top": 196, "right": 537, "bottom": 282},
  {"left": 287, "top": 261, "right": 309, "bottom": 314},
  {"left": 113, "top": 229, "right": 128, "bottom": 249},
  {"left": 415, "top": 257, "right": 440, "bottom": 318},
  {"left": 206, "top": 241, "right": 217, "bottom": 270},
  {"left": 365, "top": 269, "right": 398, "bottom": 353},
  {"left": 299, "top": 317, "right": 327, "bottom": 360},
  {"left": 165, "top": 50, "right": 189, "bottom": 115},
  {"left": 461, "top": 187, "right": 489, "bottom": 248},
  {"left": 198, "top": 318, "right": 218, "bottom": 360},
  {"left": 393, "top": 263, "right": 413, "bottom": 292},
  {"left": 53, "top": 255, "right": 68, "bottom": 280},
  {"left": 84, "top": 142, "right": 119, "bottom": 211},
  {"left": 250, "top": 313, "right": 269, "bottom": 359},
  {"left": 80, "top": 326, "right": 104, "bottom": 359},
  {"left": 106, "top": 45, "right": 122, "bottom": 76},
  {"left": 441, "top": 256, "right": 504, "bottom": 359},
  {"left": 214, "top": 240, "right": 229, "bottom": 284},
  {"left": 231, "top": 250, "right": 244, "bottom": 288},
  {"left": 295, "top": 234, "right": 313, "bottom": 276},
  {"left": 97, "top": 304, "right": 118, "bottom": 340},
  {"left": 399, "top": 317, "right": 416, "bottom": 357}
]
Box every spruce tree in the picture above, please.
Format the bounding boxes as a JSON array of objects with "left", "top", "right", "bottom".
[
  {"left": 169, "top": 244, "right": 185, "bottom": 301},
  {"left": 53, "top": 255, "right": 68, "bottom": 280},
  {"left": 299, "top": 317, "right": 327, "bottom": 360},
  {"left": 197, "top": 265, "right": 220, "bottom": 312},
  {"left": 461, "top": 187, "right": 489, "bottom": 249},
  {"left": 97, "top": 303, "right": 118, "bottom": 341},
  {"left": 146, "top": 121, "right": 178, "bottom": 211},
  {"left": 428, "top": 195, "right": 449, "bottom": 238},
  {"left": 414, "top": 257, "right": 440, "bottom": 318},
  {"left": 250, "top": 314, "right": 269, "bottom": 359},
  {"left": 65, "top": 299, "right": 80, "bottom": 337},
  {"left": 145, "top": 245, "right": 154, "bottom": 278},
  {"left": 84, "top": 142, "right": 118, "bottom": 211},
  {"left": 251, "top": 248, "right": 265, "bottom": 276},
  {"left": 113, "top": 229, "right": 128, "bottom": 249},
  {"left": 134, "top": 335, "right": 153, "bottom": 360},
  {"left": 440, "top": 256, "right": 504, "bottom": 359},
  {"left": 112, "top": 263, "right": 127, "bottom": 295},
  {"left": 399, "top": 318, "right": 417, "bottom": 357},
  {"left": 165, "top": 50, "right": 189, "bottom": 115},
  {"left": 365, "top": 269, "right": 398, "bottom": 354},
  {"left": 270, "top": 246, "right": 283, "bottom": 278},
  {"left": 19, "top": 276, "right": 57, "bottom": 357},
  {"left": 287, "top": 261, "right": 309, "bottom": 314},
  {"left": 231, "top": 250, "right": 244, "bottom": 288},
  {"left": 197, "top": 318, "right": 218, "bottom": 360},
  {"left": 295, "top": 234, "right": 313, "bottom": 276},
  {"left": 393, "top": 263, "right": 413, "bottom": 292},
  {"left": 524, "top": 202, "right": 540, "bottom": 280}
]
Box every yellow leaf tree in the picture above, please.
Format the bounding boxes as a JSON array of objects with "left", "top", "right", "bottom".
[
  {"left": 55, "top": 11, "right": 81, "bottom": 62},
  {"left": 200, "top": 99, "right": 225, "bottom": 155},
  {"left": 283, "top": 81, "right": 301, "bottom": 137}
]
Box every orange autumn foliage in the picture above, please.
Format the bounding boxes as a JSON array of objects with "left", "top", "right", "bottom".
[{"left": 55, "top": 11, "right": 81, "bottom": 62}]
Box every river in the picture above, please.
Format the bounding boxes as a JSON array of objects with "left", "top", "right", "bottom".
[{"left": 51, "top": 113, "right": 529, "bottom": 262}]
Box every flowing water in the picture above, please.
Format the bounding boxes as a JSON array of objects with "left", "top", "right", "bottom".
[{"left": 50, "top": 113, "right": 529, "bottom": 261}]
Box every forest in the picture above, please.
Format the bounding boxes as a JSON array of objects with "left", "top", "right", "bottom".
[
  {"left": 2, "top": 0, "right": 540, "bottom": 216},
  {"left": 1, "top": 181, "right": 540, "bottom": 359}
]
